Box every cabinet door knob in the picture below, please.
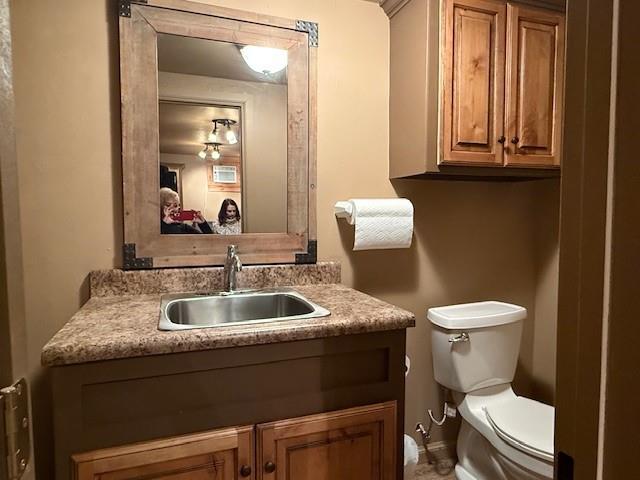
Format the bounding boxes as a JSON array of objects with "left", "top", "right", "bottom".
[
  {"left": 264, "top": 461, "right": 276, "bottom": 473},
  {"left": 497, "top": 136, "right": 506, "bottom": 144},
  {"left": 240, "top": 465, "right": 252, "bottom": 477},
  {"left": 511, "top": 136, "right": 520, "bottom": 145}
]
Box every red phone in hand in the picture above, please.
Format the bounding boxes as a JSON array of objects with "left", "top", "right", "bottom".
[{"left": 171, "top": 210, "right": 197, "bottom": 222}]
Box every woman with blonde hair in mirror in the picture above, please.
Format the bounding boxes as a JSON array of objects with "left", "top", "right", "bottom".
[{"left": 160, "top": 187, "right": 212, "bottom": 234}]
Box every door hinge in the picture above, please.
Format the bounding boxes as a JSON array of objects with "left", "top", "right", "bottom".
[{"left": 0, "top": 379, "right": 30, "bottom": 480}]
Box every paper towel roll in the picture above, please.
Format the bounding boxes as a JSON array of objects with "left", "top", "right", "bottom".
[{"left": 346, "top": 198, "right": 413, "bottom": 251}]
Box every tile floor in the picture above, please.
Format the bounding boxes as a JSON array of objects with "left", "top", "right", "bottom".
[{"left": 411, "top": 459, "right": 456, "bottom": 480}]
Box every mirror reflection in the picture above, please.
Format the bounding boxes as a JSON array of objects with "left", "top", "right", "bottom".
[{"left": 157, "top": 33, "right": 288, "bottom": 235}]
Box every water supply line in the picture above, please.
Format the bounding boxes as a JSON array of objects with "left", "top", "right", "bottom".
[
  {"left": 428, "top": 402, "right": 449, "bottom": 426},
  {"left": 415, "top": 390, "right": 456, "bottom": 465}
]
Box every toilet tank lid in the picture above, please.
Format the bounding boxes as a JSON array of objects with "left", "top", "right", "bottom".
[{"left": 427, "top": 301, "right": 526, "bottom": 329}]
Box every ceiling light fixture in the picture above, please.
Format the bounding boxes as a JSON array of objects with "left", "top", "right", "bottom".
[
  {"left": 198, "top": 142, "right": 222, "bottom": 161},
  {"left": 240, "top": 45, "right": 288, "bottom": 76},
  {"left": 208, "top": 122, "right": 219, "bottom": 143},
  {"left": 211, "top": 119, "right": 238, "bottom": 145},
  {"left": 225, "top": 126, "right": 237, "bottom": 145},
  {"left": 210, "top": 143, "right": 221, "bottom": 160}
]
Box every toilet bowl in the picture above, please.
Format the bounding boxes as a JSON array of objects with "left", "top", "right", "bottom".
[{"left": 428, "top": 301, "right": 555, "bottom": 480}]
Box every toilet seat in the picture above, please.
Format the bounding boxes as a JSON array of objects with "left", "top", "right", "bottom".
[
  {"left": 455, "top": 385, "right": 554, "bottom": 479},
  {"left": 485, "top": 397, "right": 554, "bottom": 462}
]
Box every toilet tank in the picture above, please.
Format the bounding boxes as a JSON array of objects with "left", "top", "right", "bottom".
[{"left": 428, "top": 301, "right": 526, "bottom": 393}]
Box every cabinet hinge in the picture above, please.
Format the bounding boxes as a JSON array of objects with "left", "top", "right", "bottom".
[{"left": 0, "top": 379, "right": 30, "bottom": 480}]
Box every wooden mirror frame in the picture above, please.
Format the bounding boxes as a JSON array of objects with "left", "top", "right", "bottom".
[{"left": 119, "top": 0, "right": 317, "bottom": 269}]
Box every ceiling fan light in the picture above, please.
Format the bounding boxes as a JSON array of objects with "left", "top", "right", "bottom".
[
  {"left": 197, "top": 147, "right": 207, "bottom": 159},
  {"left": 240, "top": 45, "right": 288, "bottom": 75},
  {"left": 211, "top": 147, "right": 221, "bottom": 160}
]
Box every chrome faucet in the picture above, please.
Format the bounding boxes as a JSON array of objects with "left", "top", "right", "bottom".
[{"left": 223, "top": 245, "right": 242, "bottom": 292}]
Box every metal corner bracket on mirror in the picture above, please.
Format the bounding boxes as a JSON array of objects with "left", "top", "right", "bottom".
[
  {"left": 118, "top": 0, "right": 147, "bottom": 18},
  {"left": 123, "top": 243, "right": 153, "bottom": 270},
  {"left": 295, "top": 240, "right": 317, "bottom": 264},
  {"left": 295, "top": 20, "right": 319, "bottom": 47}
]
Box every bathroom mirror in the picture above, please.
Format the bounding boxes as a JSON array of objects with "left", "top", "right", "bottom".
[{"left": 119, "top": 0, "right": 317, "bottom": 268}]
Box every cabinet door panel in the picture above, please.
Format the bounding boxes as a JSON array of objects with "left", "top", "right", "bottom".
[
  {"left": 505, "top": 4, "right": 564, "bottom": 167},
  {"left": 72, "top": 426, "right": 254, "bottom": 480},
  {"left": 442, "top": 0, "right": 506, "bottom": 166},
  {"left": 282, "top": 425, "right": 379, "bottom": 479},
  {"left": 257, "top": 402, "right": 396, "bottom": 480},
  {"left": 455, "top": 12, "right": 492, "bottom": 146},
  {"left": 98, "top": 451, "right": 234, "bottom": 480}
]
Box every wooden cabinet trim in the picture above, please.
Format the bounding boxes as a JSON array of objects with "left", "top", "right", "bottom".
[{"left": 504, "top": 3, "right": 565, "bottom": 168}]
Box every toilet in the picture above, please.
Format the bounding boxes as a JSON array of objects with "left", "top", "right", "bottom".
[{"left": 428, "top": 301, "right": 555, "bottom": 480}]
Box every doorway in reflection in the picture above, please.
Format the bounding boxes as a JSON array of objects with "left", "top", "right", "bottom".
[{"left": 159, "top": 101, "right": 243, "bottom": 235}]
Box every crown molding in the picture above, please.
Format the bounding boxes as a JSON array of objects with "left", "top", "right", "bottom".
[{"left": 380, "top": 0, "right": 412, "bottom": 18}]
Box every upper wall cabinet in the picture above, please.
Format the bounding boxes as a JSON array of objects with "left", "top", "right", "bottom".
[{"left": 386, "top": 0, "right": 565, "bottom": 179}]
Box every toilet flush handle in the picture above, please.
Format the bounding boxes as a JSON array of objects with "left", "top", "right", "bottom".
[{"left": 448, "top": 332, "right": 470, "bottom": 343}]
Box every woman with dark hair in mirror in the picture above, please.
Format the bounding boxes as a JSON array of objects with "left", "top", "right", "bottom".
[
  {"left": 213, "top": 198, "right": 242, "bottom": 235},
  {"left": 160, "top": 187, "right": 212, "bottom": 234}
]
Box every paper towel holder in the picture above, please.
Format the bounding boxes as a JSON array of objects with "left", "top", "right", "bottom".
[
  {"left": 334, "top": 201, "right": 354, "bottom": 220},
  {"left": 333, "top": 198, "right": 414, "bottom": 250}
]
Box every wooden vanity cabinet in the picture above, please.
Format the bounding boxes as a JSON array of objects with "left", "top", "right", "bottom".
[
  {"left": 53, "top": 331, "right": 405, "bottom": 479},
  {"left": 388, "top": 0, "right": 565, "bottom": 178},
  {"left": 71, "top": 403, "right": 396, "bottom": 480}
]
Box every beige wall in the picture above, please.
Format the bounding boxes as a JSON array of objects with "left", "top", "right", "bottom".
[
  {"left": 159, "top": 71, "right": 288, "bottom": 233},
  {"left": 532, "top": 179, "right": 560, "bottom": 405},
  {"left": 10, "top": 0, "right": 558, "bottom": 475},
  {"left": 11, "top": 0, "right": 121, "bottom": 475}
]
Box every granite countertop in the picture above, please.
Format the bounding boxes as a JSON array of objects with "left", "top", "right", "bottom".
[{"left": 41, "top": 283, "right": 415, "bottom": 367}]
